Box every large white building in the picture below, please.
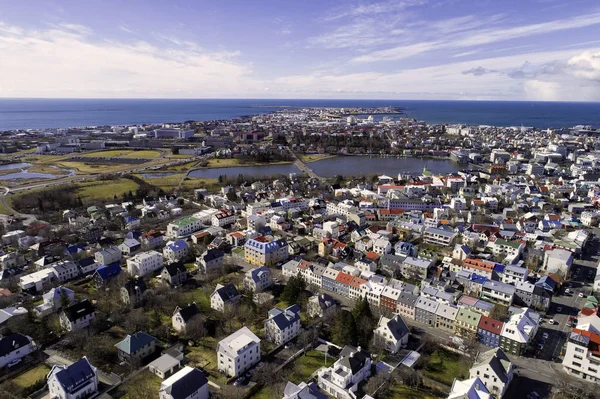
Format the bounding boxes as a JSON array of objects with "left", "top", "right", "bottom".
[
  {"left": 543, "top": 248, "right": 574, "bottom": 274},
  {"left": 373, "top": 314, "right": 409, "bottom": 354},
  {"left": 167, "top": 216, "right": 203, "bottom": 239},
  {"left": 217, "top": 327, "right": 261, "bottom": 377},
  {"left": 127, "top": 250, "right": 163, "bottom": 277},
  {"left": 563, "top": 315, "right": 600, "bottom": 383},
  {"left": 94, "top": 246, "right": 122, "bottom": 265},
  {"left": 47, "top": 357, "right": 99, "bottom": 399},
  {"left": 244, "top": 266, "right": 272, "bottom": 293}
]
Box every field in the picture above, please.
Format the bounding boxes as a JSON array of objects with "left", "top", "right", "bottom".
[
  {"left": 386, "top": 385, "right": 443, "bottom": 399},
  {"left": 288, "top": 350, "right": 335, "bottom": 384},
  {"left": 423, "top": 349, "right": 470, "bottom": 386},
  {"left": 75, "top": 178, "right": 140, "bottom": 201},
  {"left": 120, "top": 370, "right": 162, "bottom": 399},
  {"left": 78, "top": 149, "right": 162, "bottom": 159},
  {"left": 187, "top": 337, "right": 229, "bottom": 384},
  {"left": 12, "top": 364, "right": 51, "bottom": 388},
  {"left": 296, "top": 154, "right": 336, "bottom": 163}
]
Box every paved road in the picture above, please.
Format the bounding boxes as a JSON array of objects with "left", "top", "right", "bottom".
[{"left": 287, "top": 148, "right": 324, "bottom": 181}]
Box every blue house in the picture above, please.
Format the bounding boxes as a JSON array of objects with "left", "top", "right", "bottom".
[
  {"left": 477, "top": 315, "right": 504, "bottom": 348},
  {"left": 92, "top": 262, "right": 122, "bottom": 287}
]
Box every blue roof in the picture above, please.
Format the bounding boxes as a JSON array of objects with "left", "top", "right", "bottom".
[
  {"left": 167, "top": 239, "right": 188, "bottom": 251},
  {"left": 470, "top": 274, "right": 487, "bottom": 284},
  {"left": 94, "top": 262, "right": 121, "bottom": 281},
  {"left": 54, "top": 357, "right": 96, "bottom": 394},
  {"left": 66, "top": 244, "right": 85, "bottom": 255},
  {"left": 494, "top": 264, "right": 505, "bottom": 273},
  {"left": 115, "top": 331, "right": 156, "bottom": 354},
  {"left": 535, "top": 276, "right": 556, "bottom": 291},
  {"left": 125, "top": 231, "right": 142, "bottom": 240}
]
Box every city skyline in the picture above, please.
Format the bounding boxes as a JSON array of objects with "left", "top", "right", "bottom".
[{"left": 1, "top": 0, "right": 600, "bottom": 101}]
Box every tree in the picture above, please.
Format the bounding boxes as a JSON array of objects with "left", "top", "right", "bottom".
[
  {"left": 252, "top": 363, "right": 283, "bottom": 385},
  {"left": 353, "top": 296, "right": 374, "bottom": 348},
  {"left": 298, "top": 328, "right": 318, "bottom": 354},
  {"left": 183, "top": 316, "right": 206, "bottom": 343},
  {"left": 364, "top": 372, "right": 392, "bottom": 399},
  {"left": 489, "top": 304, "right": 509, "bottom": 322},
  {"left": 370, "top": 333, "right": 388, "bottom": 358},
  {"left": 332, "top": 310, "right": 357, "bottom": 347},
  {"left": 280, "top": 274, "right": 307, "bottom": 304},
  {"left": 215, "top": 385, "right": 244, "bottom": 399}
]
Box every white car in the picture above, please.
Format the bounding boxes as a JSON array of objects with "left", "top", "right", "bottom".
[
  {"left": 549, "top": 319, "right": 556, "bottom": 325},
  {"left": 7, "top": 358, "right": 22, "bottom": 368},
  {"left": 579, "top": 292, "right": 585, "bottom": 298},
  {"left": 542, "top": 332, "right": 549, "bottom": 340}
]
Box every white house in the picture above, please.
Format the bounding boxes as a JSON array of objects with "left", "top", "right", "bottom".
[
  {"left": 59, "top": 300, "right": 96, "bottom": 332},
  {"left": 562, "top": 315, "right": 600, "bottom": 383},
  {"left": 47, "top": 356, "right": 98, "bottom": 399},
  {"left": 94, "top": 246, "right": 122, "bottom": 265},
  {"left": 543, "top": 248, "right": 574, "bottom": 274},
  {"left": 51, "top": 261, "right": 80, "bottom": 283},
  {"left": 172, "top": 303, "right": 200, "bottom": 333},
  {"left": 127, "top": 250, "right": 163, "bottom": 277},
  {"left": 211, "top": 209, "right": 235, "bottom": 227},
  {"left": 196, "top": 248, "right": 225, "bottom": 273},
  {"left": 244, "top": 266, "right": 272, "bottom": 293},
  {"left": 167, "top": 216, "right": 203, "bottom": 239},
  {"left": 423, "top": 227, "right": 457, "bottom": 247},
  {"left": 163, "top": 240, "right": 189, "bottom": 263},
  {"left": 448, "top": 377, "right": 492, "bottom": 399},
  {"left": 118, "top": 238, "right": 141, "bottom": 255},
  {"left": 264, "top": 304, "right": 301, "bottom": 345},
  {"left": 149, "top": 354, "right": 181, "bottom": 380},
  {"left": 35, "top": 286, "right": 75, "bottom": 317},
  {"left": 159, "top": 366, "right": 209, "bottom": 399},
  {"left": 0, "top": 333, "right": 35, "bottom": 369},
  {"left": 217, "top": 326, "right": 261, "bottom": 377},
  {"left": 469, "top": 348, "right": 513, "bottom": 398},
  {"left": 373, "top": 314, "right": 410, "bottom": 353},
  {"left": 372, "top": 238, "right": 392, "bottom": 255},
  {"left": 19, "top": 269, "right": 57, "bottom": 292},
  {"left": 210, "top": 283, "right": 240, "bottom": 312},
  {"left": 317, "top": 345, "right": 372, "bottom": 399}
]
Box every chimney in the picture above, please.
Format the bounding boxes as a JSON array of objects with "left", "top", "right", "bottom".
[{"left": 357, "top": 346, "right": 362, "bottom": 352}]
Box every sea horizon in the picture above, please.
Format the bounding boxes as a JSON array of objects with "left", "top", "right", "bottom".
[{"left": 1, "top": 98, "right": 600, "bottom": 131}]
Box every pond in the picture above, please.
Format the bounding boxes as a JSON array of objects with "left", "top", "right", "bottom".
[
  {"left": 309, "top": 156, "right": 461, "bottom": 177},
  {"left": 0, "top": 162, "right": 32, "bottom": 171}
]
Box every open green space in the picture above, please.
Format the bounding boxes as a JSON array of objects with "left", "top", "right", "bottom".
[
  {"left": 121, "top": 370, "right": 162, "bottom": 399},
  {"left": 75, "top": 178, "right": 140, "bottom": 202},
  {"left": 296, "top": 154, "right": 336, "bottom": 163},
  {"left": 423, "top": 349, "right": 470, "bottom": 386},
  {"left": 12, "top": 364, "right": 51, "bottom": 388},
  {"left": 78, "top": 149, "right": 162, "bottom": 159},
  {"left": 387, "top": 385, "right": 443, "bottom": 399},
  {"left": 288, "top": 350, "right": 335, "bottom": 384}
]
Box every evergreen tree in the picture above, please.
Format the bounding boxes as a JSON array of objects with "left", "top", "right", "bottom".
[
  {"left": 280, "top": 274, "right": 307, "bottom": 304},
  {"left": 332, "top": 310, "right": 357, "bottom": 347}
]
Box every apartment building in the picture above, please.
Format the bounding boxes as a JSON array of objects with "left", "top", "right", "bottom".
[
  {"left": 127, "top": 250, "right": 163, "bottom": 277},
  {"left": 217, "top": 327, "right": 261, "bottom": 377}
]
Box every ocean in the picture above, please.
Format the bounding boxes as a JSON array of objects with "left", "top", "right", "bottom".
[{"left": 1, "top": 98, "right": 600, "bottom": 130}]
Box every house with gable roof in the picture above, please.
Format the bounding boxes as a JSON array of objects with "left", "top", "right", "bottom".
[
  {"left": 264, "top": 304, "right": 301, "bottom": 345},
  {"left": 115, "top": 331, "right": 157, "bottom": 365},
  {"left": 172, "top": 303, "right": 200, "bottom": 333},
  {"left": 373, "top": 314, "right": 409, "bottom": 353},
  {"left": 47, "top": 356, "right": 98, "bottom": 399},
  {"left": 158, "top": 366, "right": 209, "bottom": 399},
  {"left": 469, "top": 348, "right": 514, "bottom": 398},
  {"left": 210, "top": 283, "right": 241, "bottom": 312},
  {"left": 317, "top": 345, "right": 372, "bottom": 399},
  {"left": 244, "top": 266, "right": 272, "bottom": 293}
]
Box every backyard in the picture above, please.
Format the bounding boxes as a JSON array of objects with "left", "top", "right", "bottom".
[
  {"left": 12, "top": 364, "right": 51, "bottom": 389},
  {"left": 423, "top": 349, "right": 471, "bottom": 386}
]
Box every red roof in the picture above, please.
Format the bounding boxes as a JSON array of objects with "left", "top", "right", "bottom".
[
  {"left": 335, "top": 272, "right": 353, "bottom": 285},
  {"left": 478, "top": 316, "right": 504, "bottom": 334},
  {"left": 366, "top": 252, "right": 380, "bottom": 261},
  {"left": 572, "top": 328, "right": 600, "bottom": 355},
  {"left": 349, "top": 276, "right": 368, "bottom": 288}
]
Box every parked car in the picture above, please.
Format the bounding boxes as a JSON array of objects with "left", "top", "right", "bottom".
[
  {"left": 549, "top": 319, "right": 556, "bottom": 325},
  {"left": 542, "top": 332, "right": 549, "bottom": 340},
  {"left": 7, "top": 358, "right": 22, "bottom": 368},
  {"left": 579, "top": 292, "right": 585, "bottom": 298},
  {"left": 537, "top": 343, "right": 544, "bottom": 350},
  {"left": 556, "top": 306, "right": 563, "bottom": 313}
]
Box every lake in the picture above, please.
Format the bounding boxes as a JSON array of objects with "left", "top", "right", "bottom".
[
  {"left": 187, "top": 156, "right": 460, "bottom": 179},
  {"left": 0, "top": 162, "right": 32, "bottom": 171}
]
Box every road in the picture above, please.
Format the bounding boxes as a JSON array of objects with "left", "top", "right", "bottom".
[{"left": 287, "top": 148, "right": 324, "bottom": 181}]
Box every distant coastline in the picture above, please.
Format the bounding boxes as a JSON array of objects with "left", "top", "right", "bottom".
[{"left": 1, "top": 98, "right": 600, "bottom": 130}]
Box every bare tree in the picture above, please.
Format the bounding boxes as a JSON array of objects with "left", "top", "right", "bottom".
[
  {"left": 214, "top": 385, "right": 244, "bottom": 399},
  {"left": 183, "top": 316, "right": 206, "bottom": 343},
  {"left": 365, "top": 372, "right": 392, "bottom": 399},
  {"left": 370, "top": 333, "right": 388, "bottom": 359},
  {"left": 298, "top": 328, "right": 318, "bottom": 355}
]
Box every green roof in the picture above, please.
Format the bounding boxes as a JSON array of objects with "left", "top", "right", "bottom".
[
  {"left": 455, "top": 308, "right": 482, "bottom": 327},
  {"left": 587, "top": 296, "right": 598, "bottom": 304},
  {"left": 171, "top": 216, "right": 200, "bottom": 227}
]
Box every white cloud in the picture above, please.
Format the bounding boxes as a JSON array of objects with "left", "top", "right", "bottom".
[
  {"left": 0, "top": 22, "right": 260, "bottom": 98},
  {"left": 567, "top": 51, "right": 600, "bottom": 80}
]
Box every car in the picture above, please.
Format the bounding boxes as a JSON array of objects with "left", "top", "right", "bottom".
[
  {"left": 542, "top": 332, "right": 549, "bottom": 340},
  {"left": 549, "top": 319, "right": 556, "bottom": 325},
  {"left": 7, "top": 358, "right": 22, "bottom": 368},
  {"left": 565, "top": 288, "right": 572, "bottom": 294},
  {"left": 529, "top": 392, "right": 540, "bottom": 399},
  {"left": 556, "top": 306, "right": 563, "bottom": 313},
  {"left": 579, "top": 292, "right": 585, "bottom": 298},
  {"left": 537, "top": 343, "right": 544, "bottom": 350}
]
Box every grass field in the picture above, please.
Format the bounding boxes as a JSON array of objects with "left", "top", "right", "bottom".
[
  {"left": 289, "top": 350, "right": 335, "bottom": 384},
  {"left": 121, "top": 370, "right": 162, "bottom": 399},
  {"left": 12, "top": 364, "right": 51, "bottom": 388},
  {"left": 187, "top": 337, "right": 229, "bottom": 384},
  {"left": 0, "top": 200, "right": 12, "bottom": 215},
  {"left": 75, "top": 178, "right": 139, "bottom": 201},
  {"left": 296, "top": 154, "right": 337, "bottom": 163},
  {"left": 387, "top": 385, "right": 443, "bottom": 399},
  {"left": 423, "top": 349, "right": 471, "bottom": 386}
]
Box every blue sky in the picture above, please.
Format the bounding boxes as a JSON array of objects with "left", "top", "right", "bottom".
[{"left": 1, "top": 0, "right": 600, "bottom": 100}]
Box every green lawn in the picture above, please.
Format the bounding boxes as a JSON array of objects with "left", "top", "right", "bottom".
[
  {"left": 289, "top": 350, "right": 335, "bottom": 384},
  {"left": 121, "top": 370, "right": 162, "bottom": 399},
  {"left": 296, "top": 154, "right": 337, "bottom": 163},
  {"left": 12, "top": 364, "right": 51, "bottom": 388},
  {"left": 75, "top": 178, "right": 139, "bottom": 202},
  {"left": 250, "top": 386, "right": 278, "bottom": 399},
  {"left": 387, "top": 385, "right": 442, "bottom": 399},
  {"left": 185, "top": 289, "right": 211, "bottom": 312},
  {"left": 423, "top": 349, "right": 471, "bottom": 386},
  {"left": 187, "top": 338, "right": 229, "bottom": 384}
]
